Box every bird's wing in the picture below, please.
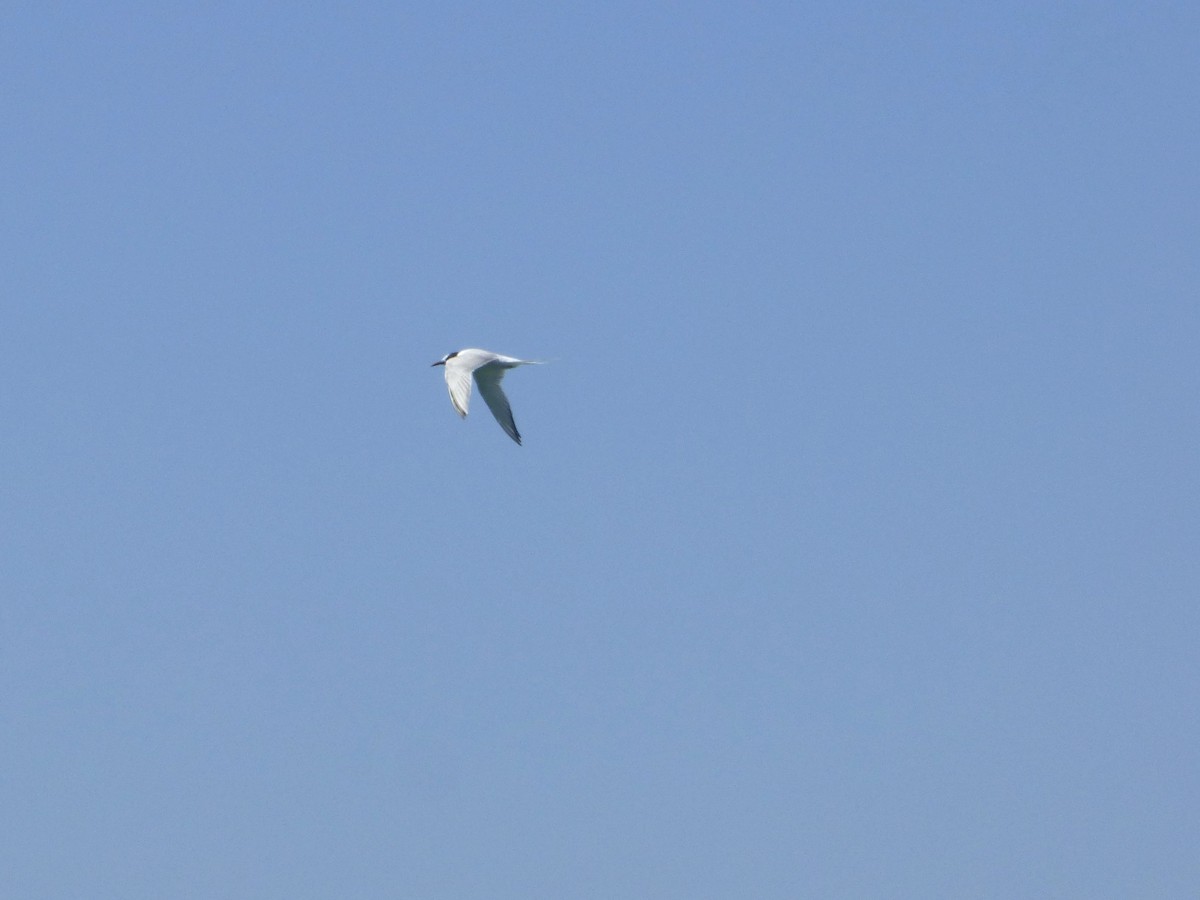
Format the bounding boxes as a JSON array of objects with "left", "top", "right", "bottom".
[
  {"left": 443, "top": 358, "right": 474, "bottom": 418},
  {"left": 474, "top": 364, "right": 521, "bottom": 445}
]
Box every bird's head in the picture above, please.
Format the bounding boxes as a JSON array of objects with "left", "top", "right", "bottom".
[{"left": 431, "top": 351, "right": 459, "bottom": 367}]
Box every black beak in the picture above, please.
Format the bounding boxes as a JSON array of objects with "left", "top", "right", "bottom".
[{"left": 431, "top": 361, "right": 445, "bottom": 367}]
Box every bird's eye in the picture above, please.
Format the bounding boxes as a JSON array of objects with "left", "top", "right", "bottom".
[{"left": 445, "top": 351, "right": 458, "bottom": 360}]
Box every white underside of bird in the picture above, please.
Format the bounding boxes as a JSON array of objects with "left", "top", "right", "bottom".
[{"left": 431, "top": 348, "right": 541, "bottom": 445}]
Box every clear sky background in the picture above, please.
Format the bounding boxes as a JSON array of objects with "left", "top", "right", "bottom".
[{"left": 3, "top": 3, "right": 1197, "bottom": 897}]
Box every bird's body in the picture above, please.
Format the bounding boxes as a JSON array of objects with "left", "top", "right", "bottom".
[{"left": 431, "top": 348, "right": 540, "bottom": 445}]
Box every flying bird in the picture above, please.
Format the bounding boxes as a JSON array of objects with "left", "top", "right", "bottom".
[{"left": 431, "top": 349, "right": 541, "bottom": 445}]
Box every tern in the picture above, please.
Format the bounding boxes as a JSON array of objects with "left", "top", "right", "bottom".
[{"left": 431, "top": 349, "right": 541, "bottom": 445}]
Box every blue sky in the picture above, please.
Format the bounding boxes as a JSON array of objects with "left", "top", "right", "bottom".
[{"left": 2, "top": 3, "right": 1197, "bottom": 897}]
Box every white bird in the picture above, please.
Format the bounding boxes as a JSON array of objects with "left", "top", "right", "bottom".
[{"left": 431, "top": 348, "right": 541, "bottom": 445}]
